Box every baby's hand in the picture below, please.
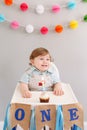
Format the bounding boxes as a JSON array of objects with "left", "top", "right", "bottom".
[
  {"left": 22, "top": 90, "right": 32, "bottom": 98},
  {"left": 53, "top": 83, "right": 64, "bottom": 96}
]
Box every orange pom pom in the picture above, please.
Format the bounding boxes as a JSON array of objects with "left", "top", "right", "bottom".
[
  {"left": 55, "top": 25, "right": 63, "bottom": 33},
  {"left": 4, "top": 0, "right": 13, "bottom": 6}
]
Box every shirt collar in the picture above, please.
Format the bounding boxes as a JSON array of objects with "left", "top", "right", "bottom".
[{"left": 26, "top": 65, "right": 53, "bottom": 74}]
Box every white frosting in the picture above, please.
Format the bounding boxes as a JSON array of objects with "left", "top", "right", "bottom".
[{"left": 40, "top": 92, "right": 49, "bottom": 99}]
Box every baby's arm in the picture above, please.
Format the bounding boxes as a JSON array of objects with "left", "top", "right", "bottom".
[
  {"left": 53, "top": 82, "right": 64, "bottom": 96},
  {"left": 51, "top": 63, "right": 64, "bottom": 96},
  {"left": 19, "top": 82, "right": 32, "bottom": 98}
]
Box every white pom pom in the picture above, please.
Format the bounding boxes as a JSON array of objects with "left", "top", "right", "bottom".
[
  {"left": 36, "top": 4, "right": 44, "bottom": 14},
  {"left": 25, "top": 24, "right": 34, "bottom": 33}
]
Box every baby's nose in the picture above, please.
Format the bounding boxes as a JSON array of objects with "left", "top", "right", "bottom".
[{"left": 43, "top": 60, "right": 47, "bottom": 63}]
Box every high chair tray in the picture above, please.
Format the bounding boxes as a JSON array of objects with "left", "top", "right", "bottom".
[{"left": 11, "top": 84, "right": 78, "bottom": 105}]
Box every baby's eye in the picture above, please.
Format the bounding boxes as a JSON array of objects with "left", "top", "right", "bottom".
[
  {"left": 40, "top": 58, "right": 44, "bottom": 60},
  {"left": 46, "top": 59, "right": 50, "bottom": 61}
]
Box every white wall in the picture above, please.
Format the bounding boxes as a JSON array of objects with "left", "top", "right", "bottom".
[{"left": 0, "top": 0, "right": 87, "bottom": 121}]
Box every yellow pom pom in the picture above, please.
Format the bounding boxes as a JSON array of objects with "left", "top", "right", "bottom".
[{"left": 69, "top": 20, "right": 78, "bottom": 29}]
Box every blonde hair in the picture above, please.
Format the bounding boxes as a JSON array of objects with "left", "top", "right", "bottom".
[{"left": 30, "top": 47, "right": 52, "bottom": 61}]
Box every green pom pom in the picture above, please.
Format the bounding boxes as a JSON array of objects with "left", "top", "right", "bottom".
[
  {"left": 83, "top": 15, "right": 87, "bottom": 22},
  {"left": 83, "top": 0, "right": 87, "bottom": 2}
]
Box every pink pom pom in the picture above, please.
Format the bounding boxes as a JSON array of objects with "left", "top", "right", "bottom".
[
  {"left": 52, "top": 5, "right": 60, "bottom": 13},
  {"left": 40, "top": 26, "right": 48, "bottom": 35},
  {"left": 10, "top": 21, "right": 19, "bottom": 29}
]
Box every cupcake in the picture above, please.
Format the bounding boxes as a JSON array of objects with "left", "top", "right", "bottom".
[{"left": 39, "top": 92, "right": 50, "bottom": 103}]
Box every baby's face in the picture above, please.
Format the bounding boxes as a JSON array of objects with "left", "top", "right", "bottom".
[{"left": 31, "top": 54, "right": 51, "bottom": 71}]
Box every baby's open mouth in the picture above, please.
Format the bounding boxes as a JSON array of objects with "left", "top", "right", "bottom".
[{"left": 41, "top": 65, "right": 48, "bottom": 67}]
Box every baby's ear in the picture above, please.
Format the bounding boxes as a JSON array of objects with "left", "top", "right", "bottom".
[
  {"left": 51, "top": 57, "right": 54, "bottom": 62},
  {"left": 30, "top": 59, "right": 34, "bottom": 65},
  {"left": 29, "top": 63, "right": 32, "bottom": 65}
]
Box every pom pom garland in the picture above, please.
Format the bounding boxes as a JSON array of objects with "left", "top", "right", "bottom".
[
  {"left": 20, "top": 3, "right": 29, "bottom": 12},
  {"left": 40, "top": 26, "right": 48, "bottom": 34},
  {"left": 0, "top": 13, "right": 87, "bottom": 34},
  {"left": 55, "top": 25, "right": 63, "bottom": 33},
  {"left": 69, "top": 20, "right": 78, "bottom": 29},
  {"left": 3, "top": 0, "right": 85, "bottom": 14},
  {"left": 4, "top": 0, "right": 13, "bottom": 6},
  {"left": 0, "top": 14, "right": 5, "bottom": 22},
  {"left": 25, "top": 24, "right": 34, "bottom": 33},
  {"left": 10, "top": 21, "right": 19, "bottom": 29},
  {"left": 52, "top": 5, "right": 60, "bottom": 13},
  {"left": 35, "top": 5, "right": 45, "bottom": 14}
]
